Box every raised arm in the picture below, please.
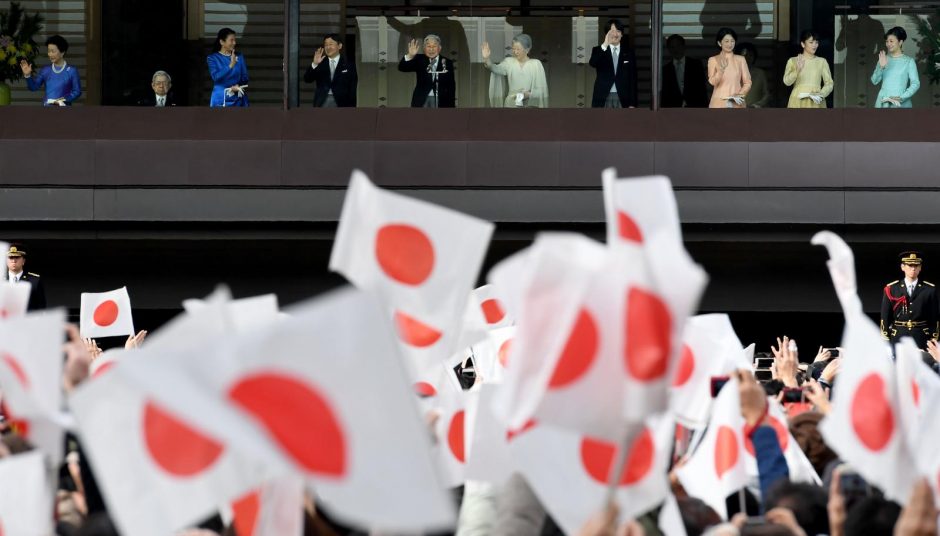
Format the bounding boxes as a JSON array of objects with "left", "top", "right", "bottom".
[
  {"left": 783, "top": 58, "right": 798, "bottom": 87},
  {"left": 707, "top": 56, "right": 722, "bottom": 87}
]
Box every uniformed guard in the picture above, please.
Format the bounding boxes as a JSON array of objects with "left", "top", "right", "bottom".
[
  {"left": 881, "top": 251, "right": 938, "bottom": 348},
  {"left": 5, "top": 243, "right": 47, "bottom": 311}
]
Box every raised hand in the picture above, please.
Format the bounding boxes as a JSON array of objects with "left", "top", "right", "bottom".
[
  {"left": 603, "top": 27, "right": 618, "bottom": 46},
  {"left": 771, "top": 336, "right": 800, "bottom": 387},
  {"left": 125, "top": 330, "right": 147, "bottom": 350},
  {"left": 796, "top": 54, "right": 806, "bottom": 71},
  {"left": 407, "top": 38, "right": 420, "bottom": 59},
  {"left": 481, "top": 41, "right": 491, "bottom": 61},
  {"left": 879, "top": 50, "right": 888, "bottom": 69},
  {"left": 804, "top": 379, "right": 831, "bottom": 415},
  {"left": 313, "top": 47, "right": 325, "bottom": 65},
  {"left": 229, "top": 49, "right": 238, "bottom": 68},
  {"left": 19, "top": 59, "right": 31, "bottom": 77}
]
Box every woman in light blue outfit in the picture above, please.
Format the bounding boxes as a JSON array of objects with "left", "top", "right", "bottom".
[
  {"left": 207, "top": 27, "right": 249, "bottom": 107},
  {"left": 871, "top": 26, "right": 920, "bottom": 108}
]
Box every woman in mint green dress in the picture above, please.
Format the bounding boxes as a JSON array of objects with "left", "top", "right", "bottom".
[{"left": 871, "top": 26, "right": 920, "bottom": 108}]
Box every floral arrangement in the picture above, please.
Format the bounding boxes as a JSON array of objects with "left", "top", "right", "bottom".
[
  {"left": 0, "top": 2, "right": 43, "bottom": 84},
  {"left": 916, "top": 11, "right": 940, "bottom": 85}
]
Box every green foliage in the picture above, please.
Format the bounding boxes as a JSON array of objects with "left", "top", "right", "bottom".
[{"left": 0, "top": 1, "right": 44, "bottom": 84}]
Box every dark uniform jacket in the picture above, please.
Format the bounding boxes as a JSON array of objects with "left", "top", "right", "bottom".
[
  {"left": 880, "top": 279, "right": 938, "bottom": 348},
  {"left": 4, "top": 271, "right": 46, "bottom": 311},
  {"left": 398, "top": 54, "right": 456, "bottom": 108}
]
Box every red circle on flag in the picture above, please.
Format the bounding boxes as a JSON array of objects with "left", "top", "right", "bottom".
[
  {"left": 232, "top": 490, "right": 261, "bottom": 536},
  {"left": 850, "top": 373, "right": 894, "bottom": 452},
  {"left": 481, "top": 299, "right": 506, "bottom": 324},
  {"left": 414, "top": 381, "right": 437, "bottom": 397},
  {"left": 143, "top": 401, "right": 224, "bottom": 477},
  {"left": 580, "top": 427, "right": 655, "bottom": 486},
  {"left": 498, "top": 338, "right": 513, "bottom": 368},
  {"left": 743, "top": 416, "right": 789, "bottom": 457},
  {"left": 911, "top": 380, "right": 921, "bottom": 408},
  {"left": 448, "top": 410, "right": 466, "bottom": 463},
  {"left": 92, "top": 361, "right": 115, "bottom": 379},
  {"left": 506, "top": 419, "right": 537, "bottom": 442},
  {"left": 0, "top": 401, "right": 30, "bottom": 438},
  {"left": 0, "top": 308, "right": 8, "bottom": 319},
  {"left": 229, "top": 373, "right": 347, "bottom": 476},
  {"left": 548, "top": 309, "right": 599, "bottom": 389},
  {"left": 93, "top": 300, "right": 120, "bottom": 327},
  {"left": 375, "top": 224, "right": 435, "bottom": 286},
  {"left": 714, "top": 425, "right": 739, "bottom": 479},
  {"left": 672, "top": 345, "right": 695, "bottom": 387},
  {"left": 1, "top": 353, "right": 30, "bottom": 389},
  {"left": 617, "top": 211, "right": 644, "bottom": 243},
  {"left": 394, "top": 311, "right": 443, "bottom": 348},
  {"left": 624, "top": 288, "right": 673, "bottom": 382}
]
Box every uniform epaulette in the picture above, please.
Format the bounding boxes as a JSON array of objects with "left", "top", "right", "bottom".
[
  {"left": 27, "top": 272, "right": 39, "bottom": 277},
  {"left": 924, "top": 281, "right": 935, "bottom": 287},
  {"left": 886, "top": 280, "right": 898, "bottom": 286}
]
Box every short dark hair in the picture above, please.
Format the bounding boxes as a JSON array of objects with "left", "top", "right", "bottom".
[
  {"left": 216, "top": 27, "right": 236, "bottom": 51},
  {"left": 799, "top": 29, "right": 820, "bottom": 43},
  {"left": 605, "top": 18, "right": 625, "bottom": 34},
  {"left": 716, "top": 27, "right": 738, "bottom": 45},
  {"left": 666, "top": 34, "right": 685, "bottom": 46},
  {"left": 323, "top": 33, "right": 343, "bottom": 46},
  {"left": 764, "top": 482, "right": 830, "bottom": 536},
  {"left": 843, "top": 496, "right": 901, "bottom": 536},
  {"left": 736, "top": 42, "right": 757, "bottom": 57},
  {"left": 45, "top": 35, "right": 68, "bottom": 54},
  {"left": 885, "top": 26, "right": 907, "bottom": 42}
]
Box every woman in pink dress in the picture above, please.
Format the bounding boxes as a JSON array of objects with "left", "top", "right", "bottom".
[{"left": 707, "top": 27, "right": 751, "bottom": 108}]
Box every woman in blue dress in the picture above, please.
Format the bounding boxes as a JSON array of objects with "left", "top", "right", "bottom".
[
  {"left": 871, "top": 26, "right": 920, "bottom": 108},
  {"left": 18, "top": 35, "right": 82, "bottom": 106},
  {"left": 207, "top": 28, "right": 249, "bottom": 107}
]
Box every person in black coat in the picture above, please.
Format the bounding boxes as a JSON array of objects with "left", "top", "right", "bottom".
[
  {"left": 588, "top": 19, "right": 638, "bottom": 108},
  {"left": 881, "top": 251, "right": 939, "bottom": 349},
  {"left": 136, "top": 71, "right": 177, "bottom": 107},
  {"left": 398, "top": 35, "right": 456, "bottom": 108},
  {"left": 304, "top": 33, "right": 358, "bottom": 107},
  {"left": 661, "top": 34, "right": 709, "bottom": 108},
  {"left": 5, "top": 243, "right": 46, "bottom": 311}
]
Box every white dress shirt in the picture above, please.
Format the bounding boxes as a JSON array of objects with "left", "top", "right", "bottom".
[
  {"left": 906, "top": 278, "right": 918, "bottom": 295},
  {"left": 156, "top": 95, "right": 166, "bottom": 107}
]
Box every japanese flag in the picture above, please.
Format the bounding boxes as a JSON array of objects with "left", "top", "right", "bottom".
[
  {"left": 432, "top": 368, "right": 470, "bottom": 488},
  {"left": 183, "top": 293, "right": 280, "bottom": 331},
  {"left": 116, "top": 288, "right": 457, "bottom": 532},
  {"left": 80, "top": 287, "right": 134, "bottom": 338},
  {"left": 895, "top": 338, "right": 940, "bottom": 499},
  {"left": 473, "top": 284, "right": 513, "bottom": 329},
  {"left": 0, "top": 284, "right": 30, "bottom": 320},
  {"left": 671, "top": 314, "right": 750, "bottom": 429},
  {"left": 330, "top": 170, "right": 494, "bottom": 360},
  {"left": 229, "top": 476, "right": 305, "bottom": 536},
  {"left": 0, "top": 451, "right": 54, "bottom": 535},
  {"left": 69, "top": 362, "right": 273, "bottom": 536},
  {"left": 602, "top": 169, "right": 682, "bottom": 248},
  {"left": 0, "top": 309, "right": 68, "bottom": 464},
  {"left": 471, "top": 326, "right": 515, "bottom": 384},
  {"left": 676, "top": 376, "right": 748, "bottom": 520},
  {"left": 913, "top": 365, "right": 940, "bottom": 508},
  {"left": 466, "top": 384, "right": 517, "bottom": 486},
  {"left": 742, "top": 401, "right": 821, "bottom": 485},
  {"left": 811, "top": 231, "right": 863, "bottom": 317},
  {"left": 818, "top": 314, "right": 915, "bottom": 504},
  {"left": 510, "top": 415, "right": 673, "bottom": 534}
]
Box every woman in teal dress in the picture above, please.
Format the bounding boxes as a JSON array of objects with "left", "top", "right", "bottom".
[{"left": 871, "top": 26, "right": 920, "bottom": 108}]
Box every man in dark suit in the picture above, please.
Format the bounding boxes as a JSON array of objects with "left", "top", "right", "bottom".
[
  {"left": 136, "top": 71, "right": 177, "bottom": 107},
  {"left": 5, "top": 244, "right": 46, "bottom": 311},
  {"left": 398, "top": 35, "right": 456, "bottom": 108},
  {"left": 881, "top": 251, "right": 938, "bottom": 349},
  {"left": 588, "top": 19, "right": 638, "bottom": 108},
  {"left": 661, "top": 35, "right": 708, "bottom": 108},
  {"left": 304, "top": 33, "right": 358, "bottom": 107}
]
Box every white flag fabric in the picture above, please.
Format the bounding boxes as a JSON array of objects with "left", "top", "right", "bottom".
[
  {"left": 80, "top": 287, "right": 135, "bottom": 338},
  {"left": 230, "top": 476, "right": 305, "bottom": 536},
  {"left": 473, "top": 284, "right": 513, "bottom": 329},
  {"left": 115, "top": 288, "right": 456, "bottom": 532},
  {"left": 183, "top": 293, "right": 280, "bottom": 332},
  {"left": 895, "top": 338, "right": 940, "bottom": 503},
  {"left": 659, "top": 492, "right": 688, "bottom": 536},
  {"left": 602, "top": 170, "right": 682, "bottom": 247},
  {"left": 0, "top": 284, "right": 30, "bottom": 320},
  {"left": 670, "top": 314, "right": 749, "bottom": 429},
  {"left": 676, "top": 377, "right": 748, "bottom": 520},
  {"left": 811, "top": 231, "right": 863, "bottom": 317},
  {"left": 432, "top": 370, "right": 469, "bottom": 488},
  {"left": 472, "top": 326, "right": 514, "bottom": 384},
  {"left": 0, "top": 310, "right": 68, "bottom": 464},
  {"left": 742, "top": 401, "right": 821, "bottom": 486},
  {"left": 819, "top": 315, "right": 915, "bottom": 504},
  {"left": 330, "top": 170, "right": 493, "bottom": 362},
  {"left": 0, "top": 450, "right": 54, "bottom": 535},
  {"left": 465, "top": 384, "right": 517, "bottom": 486},
  {"left": 510, "top": 415, "right": 673, "bottom": 534},
  {"left": 69, "top": 363, "right": 272, "bottom": 536}
]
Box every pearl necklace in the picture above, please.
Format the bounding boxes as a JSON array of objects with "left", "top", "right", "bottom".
[{"left": 51, "top": 61, "right": 67, "bottom": 74}]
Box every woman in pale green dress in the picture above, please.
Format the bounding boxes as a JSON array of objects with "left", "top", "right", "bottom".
[
  {"left": 481, "top": 34, "right": 549, "bottom": 108},
  {"left": 871, "top": 26, "right": 920, "bottom": 108}
]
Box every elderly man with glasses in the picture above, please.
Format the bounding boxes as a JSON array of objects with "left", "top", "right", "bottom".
[{"left": 398, "top": 34, "right": 456, "bottom": 108}]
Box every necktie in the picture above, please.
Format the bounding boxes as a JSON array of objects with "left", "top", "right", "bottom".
[
  {"left": 157, "top": 96, "right": 164, "bottom": 107},
  {"left": 909, "top": 283, "right": 914, "bottom": 296},
  {"left": 330, "top": 58, "right": 337, "bottom": 80},
  {"left": 612, "top": 46, "right": 619, "bottom": 75}
]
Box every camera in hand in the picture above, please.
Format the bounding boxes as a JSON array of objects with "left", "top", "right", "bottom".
[{"left": 781, "top": 386, "right": 807, "bottom": 403}]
